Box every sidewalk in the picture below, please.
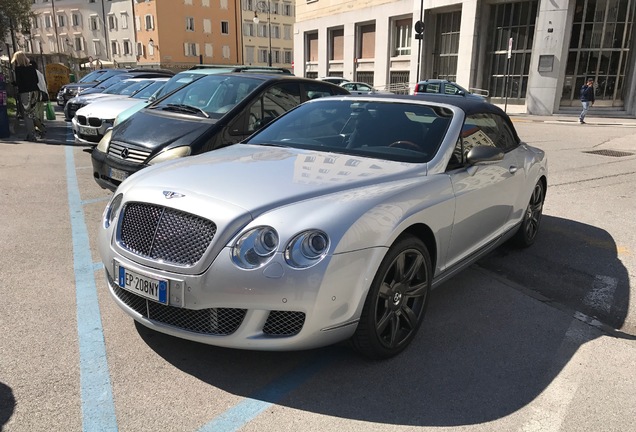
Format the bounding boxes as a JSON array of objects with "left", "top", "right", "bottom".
[{"left": 494, "top": 103, "right": 636, "bottom": 126}]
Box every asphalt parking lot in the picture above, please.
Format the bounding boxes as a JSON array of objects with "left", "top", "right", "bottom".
[{"left": 1, "top": 108, "right": 635, "bottom": 431}]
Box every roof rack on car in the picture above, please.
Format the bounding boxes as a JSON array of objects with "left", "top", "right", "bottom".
[{"left": 187, "top": 64, "right": 293, "bottom": 74}]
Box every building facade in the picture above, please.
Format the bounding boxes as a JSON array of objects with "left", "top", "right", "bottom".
[
  {"left": 28, "top": 0, "right": 137, "bottom": 67},
  {"left": 294, "top": 0, "right": 636, "bottom": 115},
  {"left": 135, "top": 0, "right": 242, "bottom": 70},
  {"left": 240, "top": 0, "right": 295, "bottom": 68}
]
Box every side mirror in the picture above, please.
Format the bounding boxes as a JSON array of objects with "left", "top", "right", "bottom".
[{"left": 466, "top": 145, "right": 504, "bottom": 164}]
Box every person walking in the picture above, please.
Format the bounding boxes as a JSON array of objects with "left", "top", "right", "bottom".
[
  {"left": 579, "top": 78, "right": 595, "bottom": 124},
  {"left": 11, "top": 51, "right": 40, "bottom": 141},
  {"left": 31, "top": 60, "right": 48, "bottom": 137}
]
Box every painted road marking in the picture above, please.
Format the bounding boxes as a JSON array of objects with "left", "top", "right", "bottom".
[
  {"left": 198, "top": 351, "right": 339, "bottom": 432},
  {"left": 66, "top": 129, "right": 118, "bottom": 431}
]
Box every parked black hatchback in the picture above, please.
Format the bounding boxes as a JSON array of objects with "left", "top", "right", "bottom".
[{"left": 91, "top": 73, "right": 349, "bottom": 191}]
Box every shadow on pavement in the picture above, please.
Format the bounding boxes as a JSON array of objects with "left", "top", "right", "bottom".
[
  {"left": 134, "top": 217, "right": 628, "bottom": 426},
  {"left": 479, "top": 215, "right": 631, "bottom": 335},
  {"left": 0, "top": 382, "right": 15, "bottom": 431}
]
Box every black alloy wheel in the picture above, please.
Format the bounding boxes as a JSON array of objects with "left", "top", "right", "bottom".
[
  {"left": 513, "top": 180, "right": 545, "bottom": 247},
  {"left": 351, "top": 235, "right": 431, "bottom": 359}
]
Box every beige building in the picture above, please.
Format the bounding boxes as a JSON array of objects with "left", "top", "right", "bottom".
[
  {"left": 135, "top": 0, "right": 243, "bottom": 70},
  {"left": 294, "top": 0, "right": 636, "bottom": 116}
]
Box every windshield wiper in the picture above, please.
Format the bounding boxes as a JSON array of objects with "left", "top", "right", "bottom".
[{"left": 162, "top": 103, "right": 210, "bottom": 118}]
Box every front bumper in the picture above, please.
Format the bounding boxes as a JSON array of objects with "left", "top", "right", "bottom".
[
  {"left": 100, "top": 244, "right": 384, "bottom": 351},
  {"left": 72, "top": 116, "right": 111, "bottom": 143},
  {"left": 91, "top": 147, "right": 145, "bottom": 191}
]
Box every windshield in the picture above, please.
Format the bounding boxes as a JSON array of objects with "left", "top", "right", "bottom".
[
  {"left": 245, "top": 99, "right": 453, "bottom": 163},
  {"left": 152, "top": 75, "right": 261, "bottom": 118},
  {"left": 133, "top": 80, "right": 166, "bottom": 99},
  {"left": 155, "top": 72, "right": 215, "bottom": 99},
  {"left": 102, "top": 79, "right": 139, "bottom": 95},
  {"left": 78, "top": 70, "right": 105, "bottom": 83}
]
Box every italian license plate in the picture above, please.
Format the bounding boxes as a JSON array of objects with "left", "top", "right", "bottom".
[
  {"left": 115, "top": 262, "right": 168, "bottom": 304},
  {"left": 109, "top": 167, "right": 128, "bottom": 182},
  {"left": 79, "top": 126, "right": 98, "bottom": 135}
]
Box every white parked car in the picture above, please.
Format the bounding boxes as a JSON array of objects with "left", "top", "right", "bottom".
[
  {"left": 98, "top": 94, "right": 547, "bottom": 359},
  {"left": 72, "top": 78, "right": 168, "bottom": 144}
]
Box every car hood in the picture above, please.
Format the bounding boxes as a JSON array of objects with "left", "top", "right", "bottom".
[
  {"left": 76, "top": 98, "right": 144, "bottom": 119},
  {"left": 74, "top": 93, "right": 128, "bottom": 104},
  {"left": 111, "top": 109, "right": 215, "bottom": 150},
  {"left": 119, "top": 144, "right": 425, "bottom": 214},
  {"left": 62, "top": 82, "right": 96, "bottom": 92}
]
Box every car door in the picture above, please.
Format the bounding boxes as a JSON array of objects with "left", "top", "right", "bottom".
[{"left": 444, "top": 113, "right": 525, "bottom": 268}]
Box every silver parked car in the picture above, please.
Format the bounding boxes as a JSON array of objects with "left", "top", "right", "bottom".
[{"left": 98, "top": 94, "right": 547, "bottom": 359}]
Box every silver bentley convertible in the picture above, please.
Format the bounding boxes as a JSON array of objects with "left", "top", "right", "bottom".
[{"left": 98, "top": 94, "right": 547, "bottom": 359}]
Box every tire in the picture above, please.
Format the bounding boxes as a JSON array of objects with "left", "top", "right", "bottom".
[
  {"left": 512, "top": 180, "right": 545, "bottom": 248},
  {"left": 351, "top": 234, "right": 432, "bottom": 359}
]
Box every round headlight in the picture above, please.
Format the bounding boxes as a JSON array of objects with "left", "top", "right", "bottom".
[
  {"left": 103, "top": 193, "right": 123, "bottom": 228},
  {"left": 285, "top": 230, "right": 330, "bottom": 269},
  {"left": 232, "top": 226, "right": 279, "bottom": 269}
]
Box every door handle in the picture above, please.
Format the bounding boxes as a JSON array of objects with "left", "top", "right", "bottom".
[{"left": 509, "top": 165, "right": 519, "bottom": 174}]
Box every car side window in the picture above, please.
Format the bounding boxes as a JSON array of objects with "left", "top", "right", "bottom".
[
  {"left": 425, "top": 83, "right": 441, "bottom": 94},
  {"left": 303, "top": 82, "right": 340, "bottom": 100},
  {"left": 461, "top": 113, "right": 518, "bottom": 152},
  {"left": 245, "top": 83, "right": 301, "bottom": 134}
]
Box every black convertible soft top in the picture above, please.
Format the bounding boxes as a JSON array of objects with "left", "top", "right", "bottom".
[{"left": 338, "top": 92, "right": 521, "bottom": 143}]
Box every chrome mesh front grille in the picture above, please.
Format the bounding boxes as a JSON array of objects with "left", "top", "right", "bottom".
[
  {"left": 108, "top": 141, "right": 152, "bottom": 163},
  {"left": 119, "top": 202, "right": 217, "bottom": 266},
  {"left": 113, "top": 284, "right": 246, "bottom": 335},
  {"left": 263, "top": 311, "right": 306, "bottom": 336}
]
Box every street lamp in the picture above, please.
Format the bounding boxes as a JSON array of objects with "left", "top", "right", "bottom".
[{"left": 253, "top": 0, "right": 272, "bottom": 66}]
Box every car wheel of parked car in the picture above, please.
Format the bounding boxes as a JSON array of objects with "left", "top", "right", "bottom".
[
  {"left": 512, "top": 180, "right": 545, "bottom": 248},
  {"left": 351, "top": 234, "right": 432, "bottom": 359}
]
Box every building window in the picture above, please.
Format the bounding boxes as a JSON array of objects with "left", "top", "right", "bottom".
[
  {"left": 32, "top": 16, "right": 39, "bottom": 29},
  {"left": 272, "top": 25, "right": 280, "bottom": 39},
  {"left": 123, "top": 40, "right": 132, "bottom": 55},
  {"left": 393, "top": 18, "right": 411, "bottom": 56},
  {"left": 184, "top": 0, "right": 193, "bottom": 4},
  {"left": 57, "top": 14, "right": 65, "bottom": 28},
  {"left": 245, "top": 46, "right": 254, "bottom": 63},
  {"left": 221, "top": 21, "right": 229, "bottom": 34},
  {"left": 357, "top": 23, "right": 376, "bottom": 59},
  {"left": 205, "top": 43, "right": 213, "bottom": 57},
  {"left": 283, "top": 3, "right": 292, "bottom": 16},
  {"left": 186, "top": 17, "right": 195, "bottom": 31},
  {"left": 284, "top": 51, "right": 292, "bottom": 64},
  {"left": 44, "top": 15, "right": 52, "bottom": 28},
  {"left": 243, "top": 0, "right": 254, "bottom": 11},
  {"left": 93, "top": 40, "right": 101, "bottom": 56},
  {"left": 220, "top": 0, "right": 228, "bottom": 9},
  {"left": 72, "top": 13, "right": 80, "bottom": 27},
  {"left": 111, "top": 41, "right": 119, "bottom": 56},
  {"left": 284, "top": 24, "right": 292, "bottom": 40},
  {"left": 258, "top": 48, "right": 268, "bottom": 63},
  {"left": 244, "top": 22, "right": 255, "bottom": 36},
  {"left": 306, "top": 32, "right": 318, "bottom": 62},
  {"left": 203, "top": 19, "right": 211, "bottom": 33},
  {"left": 257, "top": 23, "right": 267, "bottom": 37},
  {"left": 120, "top": 13, "right": 128, "bottom": 29},
  {"left": 145, "top": 15, "right": 154, "bottom": 30},
  {"left": 89, "top": 16, "right": 99, "bottom": 31},
  {"left": 434, "top": 12, "right": 461, "bottom": 82},
  {"left": 184, "top": 42, "right": 197, "bottom": 56},
  {"left": 74, "top": 36, "right": 83, "bottom": 51},
  {"left": 329, "top": 28, "right": 344, "bottom": 61},
  {"left": 108, "top": 15, "right": 116, "bottom": 30},
  {"left": 222, "top": 45, "right": 230, "bottom": 59},
  {"left": 202, "top": 0, "right": 210, "bottom": 6},
  {"left": 136, "top": 42, "right": 144, "bottom": 57}
]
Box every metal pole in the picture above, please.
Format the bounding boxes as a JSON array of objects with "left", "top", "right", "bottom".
[
  {"left": 267, "top": 0, "right": 272, "bottom": 66},
  {"left": 416, "top": 0, "right": 424, "bottom": 82}
]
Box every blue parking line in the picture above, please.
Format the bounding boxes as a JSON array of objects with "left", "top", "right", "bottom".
[
  {"left": 198, "top": 351, "right": 338, "bottom": 432},
  {"left": 66, "top": 134, "right": 118, "bottom": 431}
]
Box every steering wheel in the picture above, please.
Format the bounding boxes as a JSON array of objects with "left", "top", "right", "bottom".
[{"left": 388, "top": 140, "right": 421, "bottom": 151}]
